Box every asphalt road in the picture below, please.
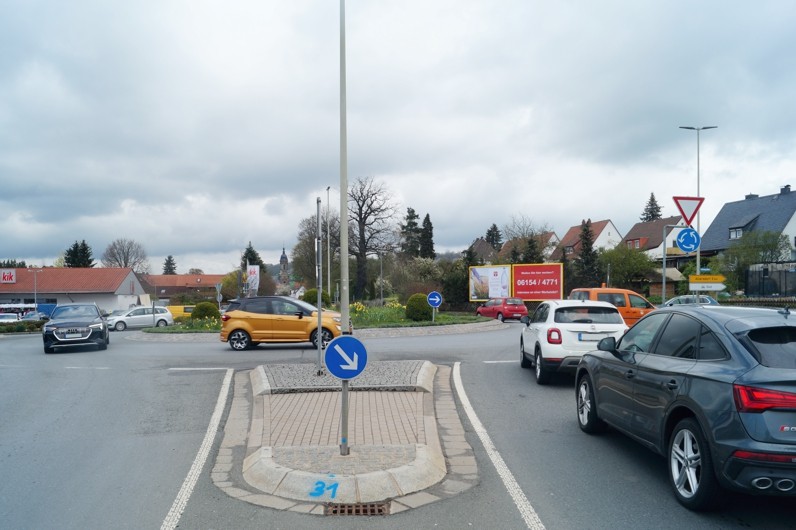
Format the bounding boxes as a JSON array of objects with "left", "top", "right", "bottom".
[{"left": 0, "top": 325, "right": 793, "bottom": 529}]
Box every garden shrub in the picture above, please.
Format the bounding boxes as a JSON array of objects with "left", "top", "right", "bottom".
[
  {"left": 191, "top": 301, "right": 220, "bottom": 320},
  {"left": 302, "top": 289, "right": 332, "bottom": 308},
  {"left": 405, "top": 293, "right": 433, "bottom": 321}
]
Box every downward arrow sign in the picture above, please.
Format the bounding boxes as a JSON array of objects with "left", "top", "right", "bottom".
[{"left": 334, "top": 343, "right": 359, "bottom": 370}]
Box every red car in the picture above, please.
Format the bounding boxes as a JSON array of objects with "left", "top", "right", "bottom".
[{"left": 476, "top": 297, "right": 528, "bottom": 322}]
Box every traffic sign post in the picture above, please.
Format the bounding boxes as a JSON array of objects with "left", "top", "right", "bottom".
[
  {"left": 324, "top": 336, "right": 368, "bottom": 456},
  {"left": 427, "top": 291, "right": 442, "bottom": 322},
  {"left": 689, "top": 274, "right": 726, "bottom": 292}
]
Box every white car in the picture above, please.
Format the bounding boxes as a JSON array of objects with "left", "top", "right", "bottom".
[
  {"left": 520, "top": 299, "right": 628, "bottom": 385},
  {"left": 106, "top": 306, "right": 174, "bottom": 331},
  {"left": 0, "top": 313, "right": 20, "bottom": 323}
]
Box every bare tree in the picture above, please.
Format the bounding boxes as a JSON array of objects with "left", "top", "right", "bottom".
[
  {"left": 502, "top": 214, "right": 551, "bottom": 241},
  {"left": 348, "top": 176, "right": 399, "bottom": 299},
  {"left": 101, "top": 238, "right": 150, "bottom": 273}
]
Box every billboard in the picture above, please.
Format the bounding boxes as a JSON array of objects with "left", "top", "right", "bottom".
[
  {"left": 1, "top": 269, "right": 16, "bottom": 283},
  {"left": 469, "top": 266, "right": 511, "bottom": 301},
  {"left": 512, "top": 263, "right": 563, "bottom": 301}
]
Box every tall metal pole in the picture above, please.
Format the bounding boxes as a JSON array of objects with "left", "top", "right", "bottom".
[
  {"left": 326, "top": 186, "right": 331, "bottom": 302},
  {"left": 316, "top": 197, "right": 323, "bottom": 374},
  {"left": 339, "top": 0, "right": 350, "bottom": 334},
  {"left": 679, "top": 126, "right": 717, "bottom": 278}
]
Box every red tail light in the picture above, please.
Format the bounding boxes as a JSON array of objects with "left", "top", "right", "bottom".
[
  {"left": 547, "top": 328, "right": 562, "bottom": 345},
  {"left": 731, "top": 450, "right": 796, "bottom": 464},
  {"left": 221, "top": 314, "right": 230, "bottom": 322},
  {"left": 733, "top": 384, "right": 796, "bottom": 413}
]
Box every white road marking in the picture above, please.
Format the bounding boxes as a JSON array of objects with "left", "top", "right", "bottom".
[
  {"left": 65, "top": 366, "right": 110, "bottom": 369},
  {"left": 483, "top": 360, "right": 516, "bottom": 364},
  {"left": 168, "top": 367, "right": 231, "bottom": 371},
  {"left": 161, "top": 368, "right": 233, "bottom": 530},
  {"left": 453, "top": 362, "right": 546, "bottom": 530}
]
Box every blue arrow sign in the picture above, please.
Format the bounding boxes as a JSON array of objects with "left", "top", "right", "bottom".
[
  {"left": 427, "top": 290, "right": 442, "bottom": 308},
  {"left": 324, "top": 336, "right": 368, "bottom": 380},
  {"left": 676, "top": 227, "right": 701, "bottom": 253}
]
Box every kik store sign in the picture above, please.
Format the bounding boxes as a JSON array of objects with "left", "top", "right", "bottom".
[{"left": 1, "top": 269, "right": 17, "bottom": 283}]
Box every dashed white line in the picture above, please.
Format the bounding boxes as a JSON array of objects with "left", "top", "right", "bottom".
[
  {"left": 453, "top": 362, "right": 545, "bottom": 530},
  {"left": 483, "top": 360, "right": 516, "bottom": 364},
  {"left": 161, "top": 368, "right": 233, "bottom": 530}
]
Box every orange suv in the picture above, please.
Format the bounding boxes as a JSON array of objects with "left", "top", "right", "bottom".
[
  {"left": 568, "top": 287, "right": 655, "bottom": 326},
  {"left": 220, "top": 296, "right": 342, "bottom": 350}
]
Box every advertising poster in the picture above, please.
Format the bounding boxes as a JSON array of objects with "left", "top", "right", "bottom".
[
  {"left": 512, "top": 263, "right": 563, "bottom": 300},
  {"left": 469, "top": 266, "right": 510, "bottom": 301}
]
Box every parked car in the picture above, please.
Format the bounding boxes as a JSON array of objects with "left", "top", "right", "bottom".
[
  {"left": 664, "top": 294, "right": 719, "bottom": 306},
  {"left": 42, "top": 303, "right": 109, "bottom": 353},
  {"left": 166, "top": 305, "right": 195, "bottom": 319},
  {"left": 220, "top": 296, "right": 342, "bottom": 350},
  {"left": 0, "top": 313, "right": 20, "bottom": 322},
  {"left": 569, "top": 287, "right": 656, "bottom": 326},
  {"left": 21, "top": 311, "right": 49, "bottom": 321},
  {"left": 520, "top": 300, "right": 628, "bottom": 384},
  {"left": 476, "top": 297, "right": 529, "bottom": 322},
  {"left": 575, "top": 305, "right": 796, "bottom": 510},
  {"left": 106, "top": 306, "right": 174, "bottom": 331}
]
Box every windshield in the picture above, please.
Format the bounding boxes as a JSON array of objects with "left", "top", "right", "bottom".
[
  {"left": 51, "top": 305, "right": 99, "bottom": 319},
  {"left": 555, "top": 307, "right": 624, "bottom": 324},
  {"left": 745, "top": 326, "right": 796, "bottom": 368}
]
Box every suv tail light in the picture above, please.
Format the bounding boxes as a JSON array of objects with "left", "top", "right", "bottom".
[
  {"left": 733, "top": 384, "right": 796, "bottom": 413},
  {"left": 547, "top": 328, "right": 562, "bottom": 345}
]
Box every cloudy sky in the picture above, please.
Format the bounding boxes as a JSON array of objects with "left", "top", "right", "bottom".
[{"left": 3, "top": 1, "right": 796, "bottom": 274}]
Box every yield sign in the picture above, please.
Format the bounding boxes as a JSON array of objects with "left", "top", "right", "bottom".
[{"left": 673, "top": 196, "right": 704, "bottom": 227}]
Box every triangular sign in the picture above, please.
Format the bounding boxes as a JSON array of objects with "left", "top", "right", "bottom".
[{"left": 673, "top": 196, "right": 704, "bottom": 227}]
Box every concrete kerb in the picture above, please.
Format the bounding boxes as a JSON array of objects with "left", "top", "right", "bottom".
[{"left": 215, "top": 362, "right": 479, "bottom": 514}]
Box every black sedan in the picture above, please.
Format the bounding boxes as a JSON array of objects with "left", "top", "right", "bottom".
[
  {"left": 42, "top": 303, "right": 109, "bottom": 354},
  {"left": 575, "top": 305, "right": 796, "bottom": 511}
]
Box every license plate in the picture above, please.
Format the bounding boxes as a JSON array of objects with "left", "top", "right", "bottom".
[
  {"left": 65, "top": 333, "right": 83, "bottom": 339},
  {"left": 579, "top": 333, "right": 606, "bottom": 342}
]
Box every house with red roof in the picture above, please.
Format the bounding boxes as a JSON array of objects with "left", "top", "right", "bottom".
[
  {"left": 0, "top": 267, "right": 146, "bottom": 313},
  {"left": 141, "top": 273, "right": 226, "bottom": 301},
  {"left": 549, "top": 219, "right": 623, "bottom": 261}
]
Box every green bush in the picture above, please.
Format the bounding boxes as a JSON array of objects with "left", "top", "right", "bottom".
[
  {"left": 405, "top": 293, "right": 433, "bottom": 321},
  {"left": 191, "top": 301, "right": 220, "bottom": 320},
  {"left": 302, "top": 289, "right": 332, "bottom": 308}
]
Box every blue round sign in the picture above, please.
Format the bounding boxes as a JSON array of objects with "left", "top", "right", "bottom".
[
  {"left": 324, "top": 335, "right": 368, "bottom": 380},
  {"left": 427, "top": 291, "right": 442, "bottom": 308},
  {"left": 676, "top": 227, "right": 701, "bottom": 253}
]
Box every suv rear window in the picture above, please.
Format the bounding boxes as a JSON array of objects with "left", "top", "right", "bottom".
[
  {"left": 506, "top": 298, "right": 523, "bottom": 305},
  {"left": 554, "top": 307, "right": 624, "bottom": 324},
  {"left": 745, "top": 327, "right": 796, "bottom": 368}
]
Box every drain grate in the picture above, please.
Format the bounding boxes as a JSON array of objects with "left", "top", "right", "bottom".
[{"left": 325, "top": 502, "right": 390, "bottom": 516}]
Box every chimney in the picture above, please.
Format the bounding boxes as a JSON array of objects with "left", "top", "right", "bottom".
[
  {"left": 781, "top": 185, "right": 791, "bottom": 194},
  {"left": 745, "top": 193, "right": 759, "bottom": 200}
]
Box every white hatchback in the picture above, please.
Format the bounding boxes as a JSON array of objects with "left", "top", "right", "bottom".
[{"left": 520, "top": 300, "right": 628, "bottom": 385}]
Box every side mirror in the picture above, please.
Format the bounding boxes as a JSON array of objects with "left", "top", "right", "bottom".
[
  {"left": 598, "top": 336, "right": 616, "bottom": 352},
  {"left": 520, "top": 315, "right": 530, "bottom": 326},
  {"left": 294, "top": 311, "right": 304, "bottom": 319}
]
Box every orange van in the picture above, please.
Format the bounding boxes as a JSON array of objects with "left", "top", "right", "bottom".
[{"left": 568, "top": 287, "right": 655, "bottom": 326}]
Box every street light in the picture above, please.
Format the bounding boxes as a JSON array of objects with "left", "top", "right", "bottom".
[
  {"left": 28, "top": 268, "right": 43, "bottom": 310},
  {"left": 679, "top": 125, "right": 717, "bottom": 277},
  {"left": 326, "top": 186, "right": 331, "bottom": 299}
]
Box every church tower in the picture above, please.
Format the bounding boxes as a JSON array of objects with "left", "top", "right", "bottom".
[{"left": 279, "top": 247, "right": 289, "bottom": 285}]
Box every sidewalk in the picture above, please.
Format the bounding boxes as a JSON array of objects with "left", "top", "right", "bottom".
[{"left": 211, "top": 360, "right": 479, "bottom": 516}]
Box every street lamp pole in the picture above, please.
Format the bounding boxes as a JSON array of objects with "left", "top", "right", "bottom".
[
  {"left": 28, "top": 268, "right": 43, "bottom": 310},
  {"left": 679, "top": 125, "right": 717, "bottom": 277},
  {"left": 326, "top": 186, "right": 331, "bottom": 300}
]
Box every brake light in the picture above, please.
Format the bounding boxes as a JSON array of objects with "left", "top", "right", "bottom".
[
  {"left": 733, "top": 384, "right": 796, "bottom": 413},
  {"left": 547, "top": 328, "right": 562, "bottom": 344},
  {"left": 221, "top": 314, "right": 230, "bottom": 322},
  {"left": 731, "top": 450, "right": 796, "bottom": 464}
]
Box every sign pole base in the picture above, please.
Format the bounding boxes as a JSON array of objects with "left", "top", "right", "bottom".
[{"left": 340, "top": 379, "right": 350, "bottom": 456}]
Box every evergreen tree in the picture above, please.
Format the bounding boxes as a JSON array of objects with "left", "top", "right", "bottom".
[
  {"left": 399, "top": 207, "right": 421, "bottom": 258},
  {"left": 485, "top": 224, "right": 503, "bottom": 251},
  {"left": 523, "top": 236, "right": 544, "bottom": 264},
  {"left": 559, "top": 246, "right": 572, "bottom": 295},
  {"left": 0, "top": 259, "right": 27, "bottom": 268},
  {"left": 240, "top": 241, "right": 264, "bottom": 271},
  {"left": 462, "top": 246, "right": 478, "bottom": 268},
  {"left": 574, "top": 220, "right": 601, "bottom": 287},
  {"left": 419, "top": 214, "right": 436, "bottom": 259},
  {"left": 64, "top": 240, "right": 95, "bottom": 267},
  {"left": 640, "top": 192, "right": 663, "bottom": 222},
  {"left": 163, "top": 255, "right": 177, "bottom": 274},
  {"left": 509, "top": 246, "right": 521, "bottom": 264}
]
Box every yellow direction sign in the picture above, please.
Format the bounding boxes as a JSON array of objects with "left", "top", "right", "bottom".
[{"left": 689, "top": 274, "right": 726, "bottom": 283}]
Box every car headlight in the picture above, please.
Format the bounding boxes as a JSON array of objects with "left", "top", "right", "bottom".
[
  {"left": 89, "top": 322, "right": 105, "bottom": 330},
  {"left": 333, "top": 317, "right": 341, "bottom": 323}
]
